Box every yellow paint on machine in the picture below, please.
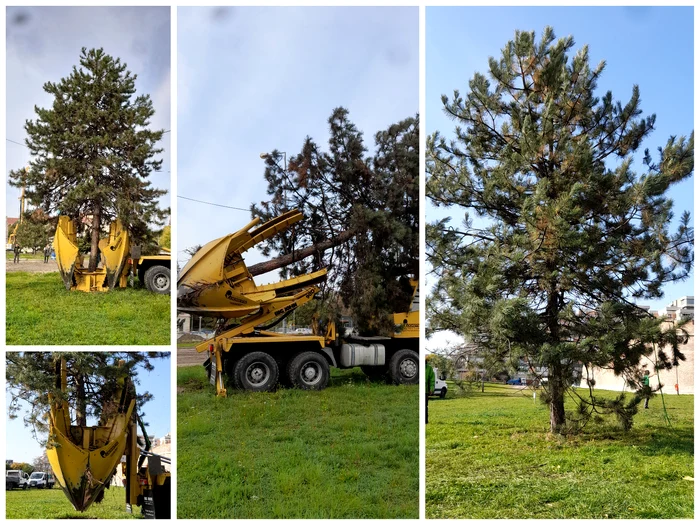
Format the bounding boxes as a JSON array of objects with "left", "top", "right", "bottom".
[{"left": 53, "top": 217, "right": 130, "bottom": 292}]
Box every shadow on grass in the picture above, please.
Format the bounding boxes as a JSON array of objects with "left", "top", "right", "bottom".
[{"left": 638, "top": 427, "right": 694, "bottom": 457}]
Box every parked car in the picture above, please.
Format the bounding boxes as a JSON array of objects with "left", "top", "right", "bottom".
[
  {"left": 28, "top": 471, "right": 55, "bottom": 489},
  {"left": 430, "top": 367, "right": 449, "bottom": 399},
  {"left": 507, "top": 377, "right": 523, "bottom": 385}
]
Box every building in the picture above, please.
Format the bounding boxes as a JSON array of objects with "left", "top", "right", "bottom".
[{"left": 581, "top": 297, "right": 694, "bottom": 395}]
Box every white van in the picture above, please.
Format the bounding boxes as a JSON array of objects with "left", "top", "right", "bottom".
[
  {"left": 430, "top": 367, "right": 448, "bottom": 399},
  {"left": 28, "top": 471, "right": 55, "bottom": 489}
]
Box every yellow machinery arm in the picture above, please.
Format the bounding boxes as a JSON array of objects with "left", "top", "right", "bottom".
[
  {"left": 47, "top": 358, "right": 135, "bottom": 512},
  {"left": 178, "top": 209, "right": 327, "bottom": 318},
  {"left": 46, "top": 358, "right": 171, "bottom": 518},
  {"left": 53, "top": 216, "right": 131, "bottom": 292}
]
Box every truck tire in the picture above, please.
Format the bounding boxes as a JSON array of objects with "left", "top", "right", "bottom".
[
  {"left": 440, "top": 387, "right": 447, "bottom": 399},
  {"left": 144, "top": 265, "right": 171, "bottom": 294},
  {"left": 233, "top": 352, "right": 279, "bottom": 392},
  {"left": 388, "top": 349, "right": 419, "bottom": 385},
  {"left": 287, "top": 352, "right": 330, "bottom": 391},
  {"left": 360, "top": 365, "right": 388, "bottom": 380}
]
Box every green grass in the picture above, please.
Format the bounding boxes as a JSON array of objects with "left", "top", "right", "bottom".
[
  {"left": 177, "top": 365, "right": 419, "bottom": 518},
  {"left": 6, "top": 251, "right": 45, "bottom": 260},
  {"left": 427, "top": 383, "right": 694, "bottom": 519},
  {"left": 6, "top": 272, "right": 170, "bottom": 345},
  {"left": 6, "top": 486, "right": 139, "bottom": 519}
]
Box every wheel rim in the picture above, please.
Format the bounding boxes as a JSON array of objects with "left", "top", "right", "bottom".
[
  {"left": 399, "top": 358, "right": 417, "bottom": 379},
  {"left": 299, "top": 361, "right": 322, "bottom": 386},
  {"left": 246, "top": 362, "right": 270, "bottom": 386},
  {"left": 153, "top": 273, "right": 169, "bottom": 291}
]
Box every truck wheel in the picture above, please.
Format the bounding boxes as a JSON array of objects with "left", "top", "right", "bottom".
[
  {"left": 287, "top": 352, "right": 330, "bottom": 391},
  {"left": 440, "top": 387, "right": 447, "bottom": 399},
  {"left": 388, "top": 349, "right": 419, "bottom": 385},
  {"left": 144, "top": 265, "right": 171, "bottom": 294},
  {"left": 233, "top": 352, "right": 279, "bottom": 392},
  {"left": 360, "top": 365, "right": 388, "bottom": 380}
]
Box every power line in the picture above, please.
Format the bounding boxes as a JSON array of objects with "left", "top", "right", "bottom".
[{"left": 177, "top": 195, "right": 249, "bottom": 212}]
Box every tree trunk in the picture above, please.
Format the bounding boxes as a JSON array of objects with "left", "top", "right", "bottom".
[
  {"left": 548, "top": 361, "right": 566, "bottom": 433},
  {"left": 546, "top": 284, "right": 566, "bottom": 433},
  {"left": 248, "top": 229, "right": 355, "bottom": 276},
  {"left": 88, "top": 206, "right": 101, "bottom": 272},
  {"left": 75, "top": 373, "right": 87, "bottom": 427}
]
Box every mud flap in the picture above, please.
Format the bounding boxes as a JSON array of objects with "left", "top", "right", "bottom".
[
  {"left": 204, "top": 357, "right": 215, "bottom": 385},
  {"left": 152, "top": 478, "right": 171, "bottom": 519}
]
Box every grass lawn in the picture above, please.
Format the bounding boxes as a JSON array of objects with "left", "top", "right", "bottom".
[
  {"left": 427, "top": 383, "right": 694, "bottom": 519},
  {"left": 177, "top": 365, "right": 419, "bottom": 518},
  {"left": 6, "top": 272, "right": 170, "bottom": 345},
  {"left": 6, "top": 486, "right": 139, "bottom": 519}
]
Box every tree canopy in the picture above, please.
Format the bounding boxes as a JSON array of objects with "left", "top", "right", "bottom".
[
  {"left": 14, "top": 210, "right": 54, "bottom": 253},
  {"left": 6, "top": 352, "right": 169, "bottom": 444},
  {"left": 8, "top": 47, "right": 168, "bottom": 271},
  {"left": 252, "top": 107, "right": 419, "bottom": 335},
  {"left": 427, "top": 27, "right": 693, "bottom": 433}
]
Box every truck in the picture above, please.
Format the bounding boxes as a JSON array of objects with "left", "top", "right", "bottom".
[
  {"left": 5, "top": 470, "right": 29, "bottom": 490},
  {"left": 429, "top": 367, "right": 449, "bottom": 399},
  {"left": 47, "top": 358, "right": 170, "bottom": 518},
  {"left": 177, "top": 210, "right": 419, "bottom": 396},
  {"left": 27, "top": 471, "right": 55, "bottom": 489},
  {"left": 53, "top": 216, "right": 171, "bottom": 293}
]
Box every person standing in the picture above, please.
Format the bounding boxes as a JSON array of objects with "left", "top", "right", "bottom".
[
  {"left": 13, "top": 242, "right": 21, "bottom": 264},
  {"left": 44, "top": 243, "right": 51, "bottom": 263},
  {"left": 426, "top": 362, "right": 435, "bottom": 424},
  {"left": 642, "top": 369, "right": 652, "bottom": 409}
]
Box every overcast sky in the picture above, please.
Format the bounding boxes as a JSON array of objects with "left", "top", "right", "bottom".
[
  {"left": 5, "top": 6, "right": 171, "bottom": 223},
  {"left": 5, "top": 353, "right": 171, "bottom": 464},
  {"left": 178, "top": 6, "right": 418, "bottom": 277},
  {"left": 426, "top": 6, "right": 694, "bottom": 352}
]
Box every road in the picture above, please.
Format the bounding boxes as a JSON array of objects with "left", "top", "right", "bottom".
[
  {"left": 6, "top": 259, "right": 58, "bottom": 273},
  {"left": 177, "top": 346, "right": 208, "bottom": 367}
]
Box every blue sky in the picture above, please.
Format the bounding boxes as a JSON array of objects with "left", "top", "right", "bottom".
[
  {"left": 178, "top": 6, "right": 418, "bottom": 276},
  {"left": 426, "top": 6, "right": 694, "bottom": 351},
  {"left": 5, "top": 6, "right": 171, "bottom": 224},
  {"left": 5, "top": 353, "right": 171, "bottom": 464}
]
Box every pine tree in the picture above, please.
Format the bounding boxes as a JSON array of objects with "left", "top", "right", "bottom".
[
  {"left": 6, "top": 352, "right": 169, "bottom": 444},
  {"left": 427, "top": 28, "right": 693, "bottom": 433},
  {"left": 251, "top": 108, "right": 419, "bottom": 335},
  {"left": 8, "top": 48, "right": 167, "bottom": 271}
]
